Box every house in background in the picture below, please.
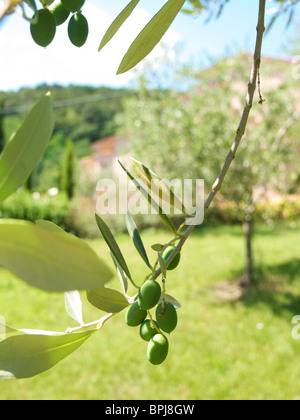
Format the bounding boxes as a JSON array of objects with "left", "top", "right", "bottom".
[{"left": 80, "top": 134, "right": 130, "bottom": 178}]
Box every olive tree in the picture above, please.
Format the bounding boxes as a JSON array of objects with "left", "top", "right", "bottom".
[{"left": 118, "top": 53, "right": 300, "bottom": 287}]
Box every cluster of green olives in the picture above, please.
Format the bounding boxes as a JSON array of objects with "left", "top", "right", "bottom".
[
  {"left": 30, "top": 0, "right": 88, "bottom": 48},
  {"left": 125, "top": 246, "right": 180, "bottom": 365},
  {"left": 125, "top": 283, "right": 178, "bottom": 365}
]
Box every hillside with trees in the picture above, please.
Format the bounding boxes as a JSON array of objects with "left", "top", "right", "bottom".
[
  {"left": 1, "top": 84, "right": 133, "bottom": 144},
  {"left": 0, "top": 84, "right": 134, "bottom": 192}
]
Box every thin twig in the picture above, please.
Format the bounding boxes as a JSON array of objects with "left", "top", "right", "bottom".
[
  {"left": 65, "top": 312, "right": 116, "bottom": 333},
  {"left": 152, "top": 0, "right": 266, "bottom": 279},
  {"left": 257, "top": 62, "right": 265, "bottom": 104}
]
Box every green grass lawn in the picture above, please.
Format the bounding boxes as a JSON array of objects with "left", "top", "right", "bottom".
[{"left": 0, "top": 220, "right": 300, "bottom": 400}]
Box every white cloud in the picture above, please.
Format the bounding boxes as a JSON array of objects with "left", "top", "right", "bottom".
[{"left": 0, "top": 3, "right": 182, "bottom": 91}]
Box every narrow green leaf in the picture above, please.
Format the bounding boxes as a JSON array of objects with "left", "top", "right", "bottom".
[
  {"left": 131, "top": 158, "right": 193, "bottom": 216},
  {"left": 0, "top": 329, "right": 95, "bottom": 379},
  {"left": 0, "top": 93, "right": 54, "bottom": 202},
  {"left": 0, "top": 219, "right": 113, "bottom": 292},
  {"left": 110, "top": 251, "right": 128, "bottom": 295},
  {"left": 286, "top": 7, "right": 294, "bottom": 28},
  {"left": 265, "top": 14, "right": 278, "bottom": 34},
  {"left": 87, "top": 288, "right": 129, "bottom": 313},
  {"left": 159, "top": 293, "right": 181, "bottom": 309},
  {"left": 98, "top": 0, "right": 140, "bottom": 52},
  {"left": 181, "top": 9, "right": 195, "bottom": 14},
  {"left": 158, "top": 252, "right": 167, "bottom": 279},
  {"left": 117, "top": 0, "right": 185, "bottom": 74},
  {"left": 95, "top": 213, "right": 132, "bottom": 281},
  {"left": 151, "top": 243, "right": 164, "bottom": 252},
  {"left": 118, "top": 160, "right": 176, "bottom": 234},
  {"left": 126, "top": 211, "right": 152, "bottom": 269}
]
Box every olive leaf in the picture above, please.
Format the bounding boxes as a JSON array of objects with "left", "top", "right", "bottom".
[
  {"left": 98, "top": 0, "right": 140, "bottom": 52},
  {"left": 95, "top": 213, "right": 133, "bottom": 281},
  {"left": 0, "top": 219, "right": 113, "bottom": 292},
  {"left": 118, "top": 159, "right": 177, "bottom": 234},
  {"left": 0, "top": 93, "right": 54, "bottom": 202},
  {"left": 87, "top": 288, "right": 129, "bottom": 313},
  {"left": 151, "top": 243, "right": 165, "bottom": 252},
  {"left": 126, "top": 211, "right": 152, "bottom": 269},
  {"left": 64, "top": 291, "right": 84, "bottom": 326},
  {"left": 117, "top": 0, "right": 185, "bottom": 74},
  {"left": 0, "top": 327, "right": 96, "bottom": 379},
  {"left": 110, "top": 251, "right": 128, "bottom": 295},
  {"left": 159, "top": 294, "right": 181, "bottom": 309},
  {"left": 158, "top": 252, "right": 167, "bottom": 279},
  {"left": 131, "top": 158, "right": 193, "bottom": 217}
]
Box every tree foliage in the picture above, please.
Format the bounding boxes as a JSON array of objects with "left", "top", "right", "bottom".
[{"left": 117, "top": 51, "right": 300, "bottom": 285}]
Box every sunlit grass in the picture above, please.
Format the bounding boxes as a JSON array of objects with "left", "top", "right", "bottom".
[{"left": 0, "top": 220, "right": 300, "bottom": 400}]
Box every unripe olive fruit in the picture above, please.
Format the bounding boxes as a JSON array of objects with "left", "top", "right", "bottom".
[
  {"left": 68, "top": 12, "right": 88, "bottom": 47},
  {"left": 139, "top": 319, "right": 159, "bottom": 342},
  {"left": 147, "top": 333, "right": 169, "bottom": 365},
  {"left": 30, "top": 8, "right": 56, "bottom": 47},
  {"left": 61, "top": 0, "right": 85, "bottom": 12},
  {"left": 125, "top": 302, "right": 147, "bottom": 327},
  {"left": 51, "top": 1, "right": 70, "bottom": 25},
  {"left": 156, "top": 302, "right": 177, "bottom": 333},
  {"left": 162, "top": 246, "right": 181, "bottom": 271},
  {"left": 138, "top": 280, "right": 161, "bottom": 310}
]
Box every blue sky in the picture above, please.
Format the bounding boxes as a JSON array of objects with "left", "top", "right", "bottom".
[{"left": 0, "top": 0, "right": 299, "bottom": 91}]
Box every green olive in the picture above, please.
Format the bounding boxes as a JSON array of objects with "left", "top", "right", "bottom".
[
  {"left": 147, "top": 334, "right": 169, "bottom": 365},
  {"left": 138, "top": 280, "right": 161, "bottom": 310},
  {"left": 61, "top": 0, "right": 85, "bottom": 12},
  {"left": 125, "top": 302, "right": 147, "bottom": 327},
  {"left": 68, "top": 12, "right": 89, "bottom": 47},
  {"left": 139, "top": 319, "right": 159, "bottom": 341},
  {"left": 30, "top": 8, "right": 56, "bottom": 47},
  {"left": 51, "top": 1, "right": 70, "bottom": 25},
  {"left": 162, "top": 246, "right": 181, "bottom": 270},
  {"left": 156, "top": 302, "right": 177, "bottom": 333}
]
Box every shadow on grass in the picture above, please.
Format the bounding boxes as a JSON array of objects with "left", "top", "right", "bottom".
[{"left": 232, "top": 258, "right": 300, "bottom": 318}]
